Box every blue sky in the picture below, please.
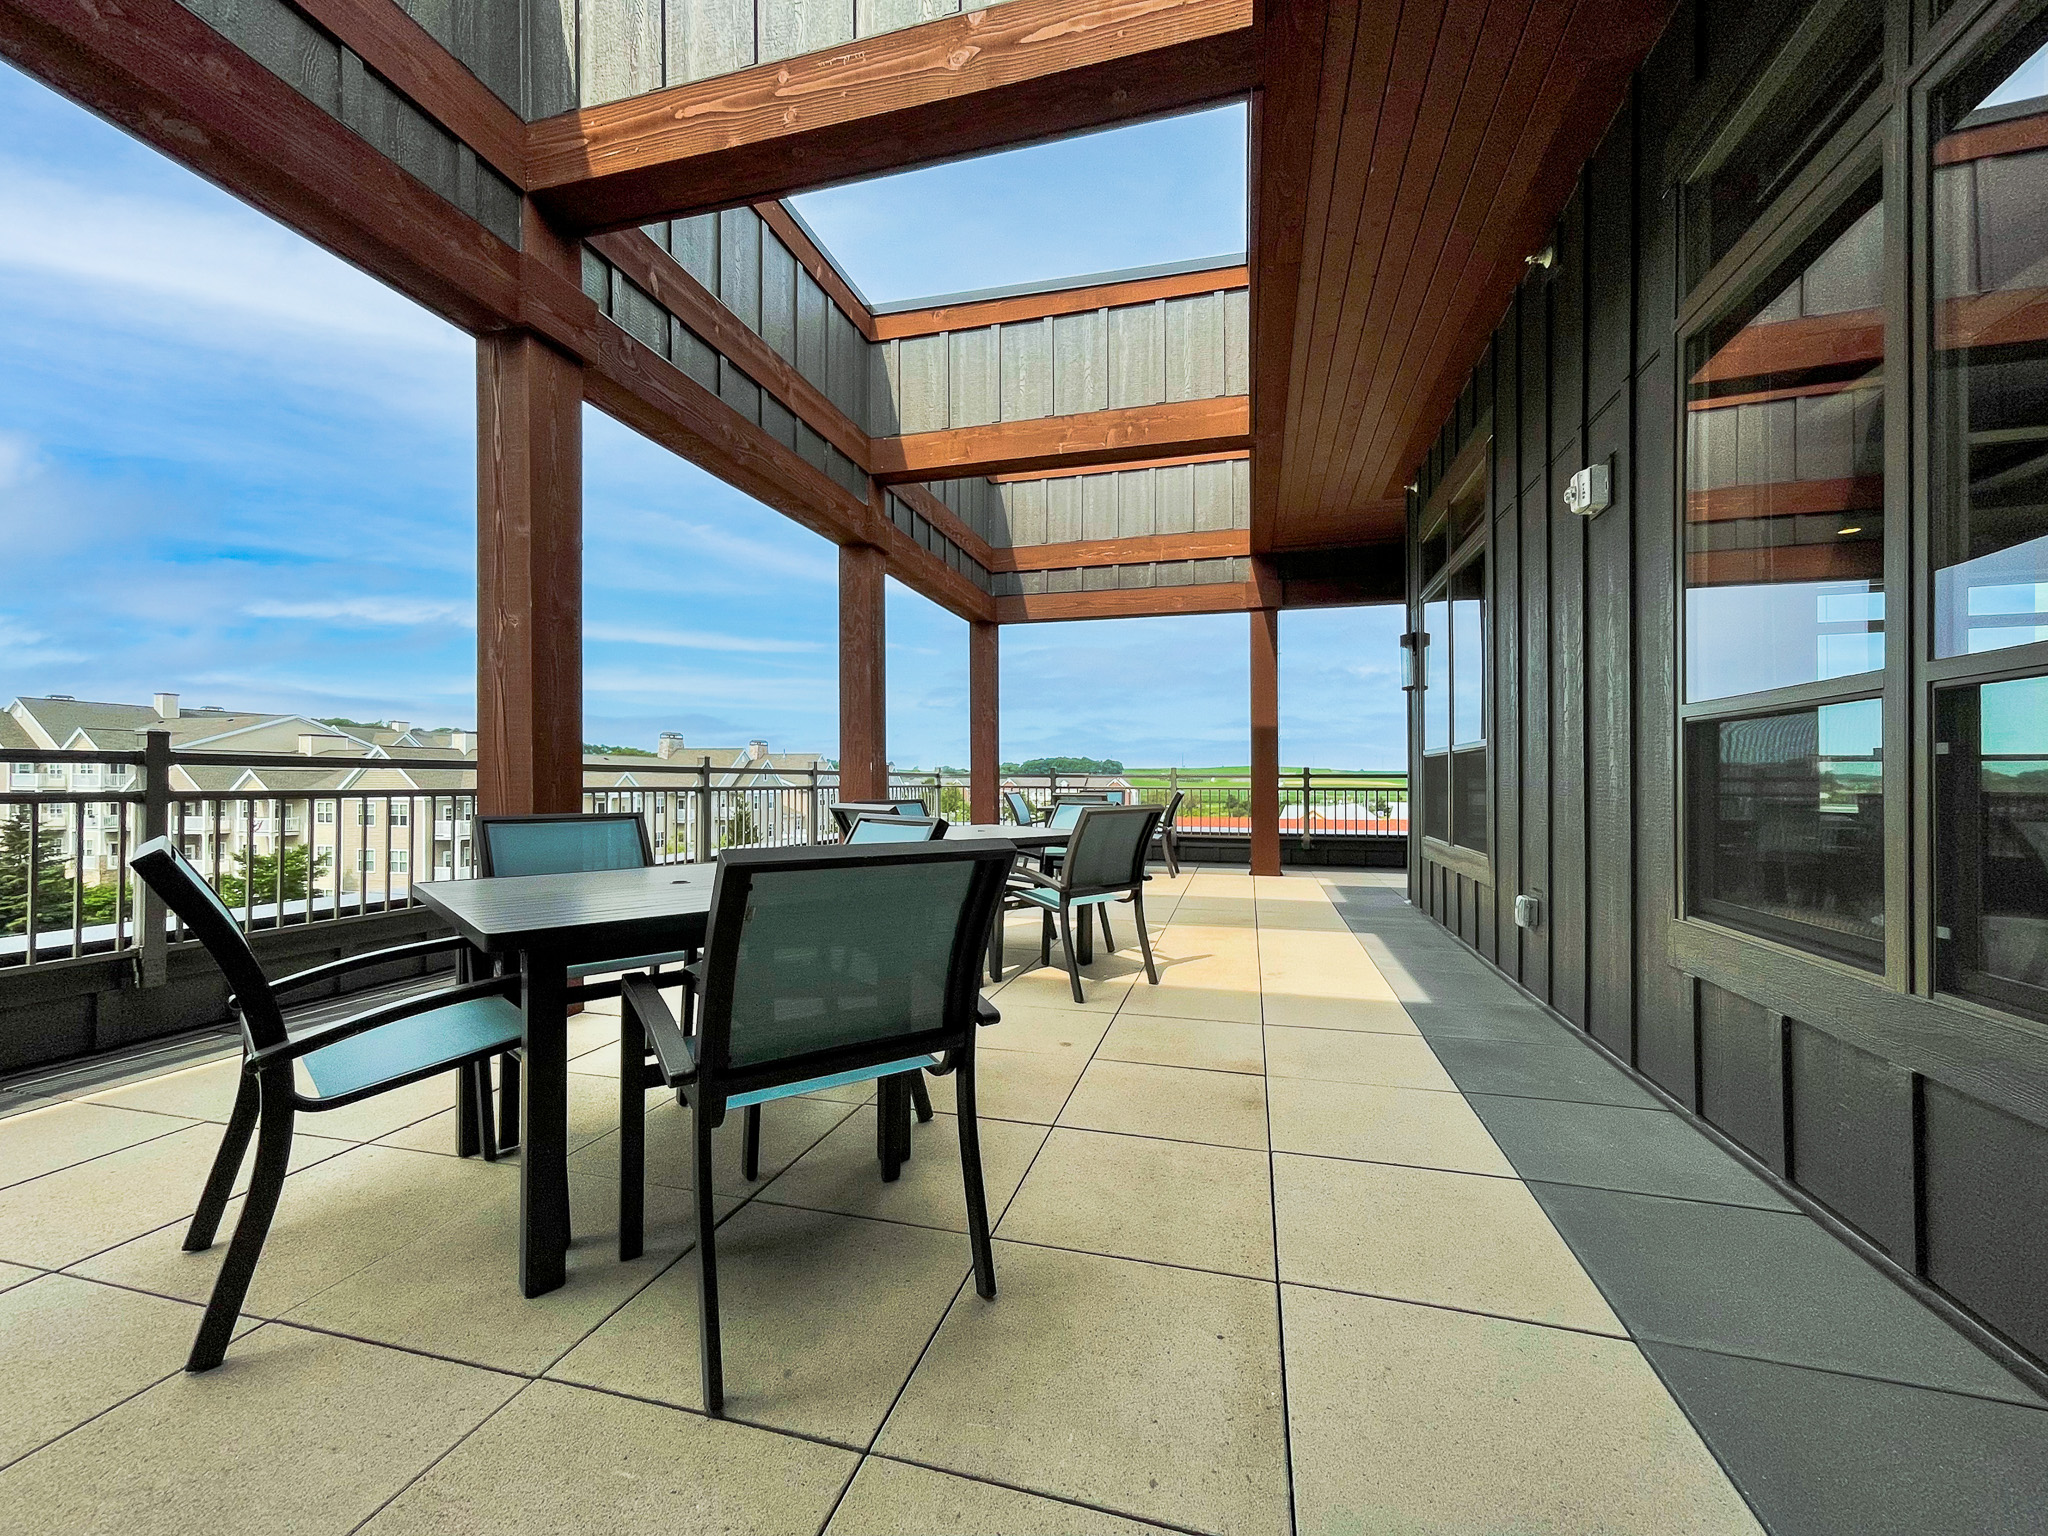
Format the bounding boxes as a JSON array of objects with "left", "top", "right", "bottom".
[{"left": 0, "top": 66, "right": 1403, "bottom": 768}]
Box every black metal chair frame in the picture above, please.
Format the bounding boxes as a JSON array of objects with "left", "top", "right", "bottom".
[
  {"left": 128, "top": 837, "right": 524, "bottom": 1372},
  {"left": 827, "top": 802, "right": 903, "bottom": 839},
  {"left": 847, "top": 814, "right": 949, "bottom": 843},
  {"left": 1002, "top": 791, "right": 1040, "bottom": 826},
  {"left": 1152, "top": 789, "right": 1187, "bottom": 877},
  {"left": 995, "top": 804, "right": 1164, "bottom": 1003},
  {"left": 615, "top": 841, "right": 1013, "bottom": 1415}
]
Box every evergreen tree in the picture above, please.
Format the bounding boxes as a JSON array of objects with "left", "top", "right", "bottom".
[
  {"left": 0, "top": 812, "right": 78, "bottom": 937},
  {"left": 218, "top": 844, "right": 330, "bottom": 909}
]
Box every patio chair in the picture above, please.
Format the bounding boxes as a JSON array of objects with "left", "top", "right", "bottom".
[
  {"left": 615, "top": 840, "right": 1014, "bottom": 1414},
  {"left": 1002, "top": 791, "right": 1039, "bottom": 826},
  {"left": 827, "top": 801, "right": 902, "bottom": 839},
  {"left": 473, "top": 812, "right": 697, "bottom": 1149},
  {"left": 848, "top": 814, "right": 947, "bottom": 843},
  {"left": 1002, "top": 804, "right": 1164, "bottom": 1003},
  {"left": 127, "top": 837, "right": 524, "bottom": 1373},
  {"left": 1152, "top": 790, "right": 1187, "bottom": 877},
  {"left": 891, "top": 798, "right": 932, "bottom": 817}
]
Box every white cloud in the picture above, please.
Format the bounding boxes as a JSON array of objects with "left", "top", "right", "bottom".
[
  {"left": 244, "top": 598, "right": 475, "bottom": 628},
  {"left": 0, "top": 430, "right": 37, "bottom": 489},
  {"left": 584, "top": 622, "right": 822, "bottom": 654}
]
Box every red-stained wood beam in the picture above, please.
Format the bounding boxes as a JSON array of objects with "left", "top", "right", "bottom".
[
  {"left": 478, "top": 331, "right": 583, "bottom": 817},
  {"left": 995, "top": 581, "right": 1255, "bottom": 622},
  {"left": 591, "top": 227, "right": 873, "bottom": 467},
  {"left": 990, "top": 448, "right": 1247, "bottom": 482},
  {"left": 970, "top": 621, "right": 1000, "bottom": 825},
  {"left": 290, "top": 0, "right": 527, "bottom": 179},
  {"left": 840, "top": 543, "right": 889, "bottom": 801},
  {"left": 871, "top": 397, "right": 1251, "bottom": 483},
  {"left": 872, "top": 263, "right": 1249, "bottom": 340},
  {"left": 992, "top": 529, "right": 1249, "bottom": 572},
  {"left": 526, "top": 0, "right": 1259, "bottom": 233},
  {"left": 0, "top": 0, "right": 595, "bottom": 357},
  {"left": 1249, "top": 598, "right": 1279, "bottom": 875}
]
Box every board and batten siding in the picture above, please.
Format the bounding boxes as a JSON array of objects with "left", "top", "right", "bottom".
[{"left": 1404, "top": 7, "right": 2048, "bottom": 1367}]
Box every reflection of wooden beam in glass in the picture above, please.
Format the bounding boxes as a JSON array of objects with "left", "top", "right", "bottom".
[
  {"left": 1687, "top": 476, "right": 1883, "bottom": 523},
  {"left": 1935, "top": 106, "right": 2048, "bottom": 166},
  {"left": 1686, "top": 542, "right": 1884, "bottom": 587},
  {"left": 1691, "top": 289, "right": 2048, "bottom": 389}
]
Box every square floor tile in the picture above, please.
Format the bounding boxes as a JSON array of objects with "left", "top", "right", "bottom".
[
  {"left": 378, "top": 1068, "right": 630, "bottom": 1158},
  {"left": 0, "top": 1323, "right": 518, "bottom": 1536},
  {"left": 360, "top": 1379, "right": 856, "bottom": 1535},
  {"left": 1427, "top": 1034, "right": 1661, "bottom": 1108},
  {"left": 1283, "top": 1286, "right": 1761, "bottom": 1536},
  {"left": 1530, "top": 1183, "right": 2044, "bottom": 1405},
  {"left": 1057, "top": 1059, "right": 1268, "bottom": 1150},
  {"left": 1263, "top": 1026, "right": 1458, "bottom": 1092},
  {"left": 993, "top": 964, "right": 1137, "bottom": 1015},
  {"left": 1401, "top": 999, "right": 1573, "bottom": 1043},
  {"left": 0, "top": 1275, "right": 232, "bottom": 1468},
  {"left": 758, "top": 1107, "right": 1047, "bottom": 1233},
  {"left": 1642, "top": 1341, "right": 2048, "bottom": 1536},
  {"left": 999, "top": 1127, "right": 1274, "bottom": 1278},
  {"left": 84, "top": 1057, "right": 243, "bottom": 1122},
  {"left": 1383, "top": 968, "right": 1527, "bottom": 1010},
  {"left": 1274, "top": 1154, "right": 1621, "bottom": 1334},
  {"left": 1469, "top": 1095, "right": 1794, "bottom": 1210},
  {"left": 566, "top": 1092, "right": 856, "bottom": 1198},
  {"left": 282, "top": 1165, "right": 714, "bottom": 1375},
  {"left": 1096, "top": 1014, "right": 1264, "bottom": 1074},
  {"left": 0, "top": 1263, "right": 36, "bottom": 1295},
  {"left": 72, "top": 1142, "right": 510, "bottom": 1318},
  {"left": 918, "top": 1047, "right": 1089, "bottom": 1126},
  {"left": 549, "top": 1202, "right": 972, "bottom": 1446},
  {"left": 826, "top": 1458, "right": 1174, "bottom": 1534},
  {"left": 0, "top": 1124, "right": 348, "bottom": 1270},
  {"left": 0, "top": 1100, "right": 195, "bottom": 1191},
  {"left": 979, "top": 1003, "right": 1112, "bottom": 1059},
  {"left": 1266, "top": 1077, "right": 1515, "bottom": 1175},
  {"left": 877, "top": 1242, "right": 1288, "bottom": 1536},
  {"left": 1259, "top": 992, "right": 1420, "bottom": 1033}
]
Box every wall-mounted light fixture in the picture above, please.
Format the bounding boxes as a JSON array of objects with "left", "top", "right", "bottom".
[
  {"left": 1399, "top": 630, "right": 1426, "bottom": 691},
  {"left": 1525, "top": 244, "right": 1556, "bottom": 273}
]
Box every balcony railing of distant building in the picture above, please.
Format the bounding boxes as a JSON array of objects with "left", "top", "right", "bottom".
[{"left": 1, "top": 735, "right": 1406, "bottom": 973}]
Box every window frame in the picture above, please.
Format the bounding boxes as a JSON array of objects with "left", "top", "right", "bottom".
[{"left": 1415, "top": 438, "right": 1494, "bottom": 878}]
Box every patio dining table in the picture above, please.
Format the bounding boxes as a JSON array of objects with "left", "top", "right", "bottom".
[{"left": 416, "top": 837, "right": 1035, "bottom": 1297}]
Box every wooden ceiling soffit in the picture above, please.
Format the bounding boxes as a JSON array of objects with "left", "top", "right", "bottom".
[
  {"left": 872, "top": 264, "right": 1249, "bottom": 340},
  {"left": 871, "top": 396, "right": 1251, "bottom": 483},
  {"left": 0, "top": 0, "right": 597, "bottom": 353},
  {"left": 590, "top": 228, "right": 873, "bottom": 468},
  {"left": 996, "top": 581, "right": 1255, "bottom": 623},
  {"left": 526, "top": 0, "right": 1259, "bottom": 233},
  {"left": 586, "top": 323, "right": 993, "bottom": 622},
  {"left": 1269, "top": 542, "right": 1404, "bottom": 606}
]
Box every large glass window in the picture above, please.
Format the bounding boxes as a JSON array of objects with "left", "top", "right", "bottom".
[
  {"left": 1938, "top": 674, "right": 2048, "bottom": 1020},
  {"left": 1687, "top": 697, "right": 1885, "bottom": 968},
  {"left": 1419, "top": 543, "right": 1487, "bottom": 855},
  {"left": 1931, "top": 27, "right": 2048, "bottom": 658},
  {"left": 1686, "top": 177, "right": 1886, "bottom": 700}
]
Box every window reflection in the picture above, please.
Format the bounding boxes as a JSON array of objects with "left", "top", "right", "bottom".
[
  {"left": 1932, "top": 31, "right": 2048, "bottom": 658},
  {"left": 1938, "top": 674, "right": 2048, "bottom": 1019},
  {"left": 1451, "top": 557, "right": 1487, "bottom": 855},
  {"left": 1686, "top": 183, "right": 1886, "bottom": 700},
  {"left": 1688, "top": 698, "right": 1884, "bottom": 967},
  {"left": 1422, "top": 595, "right": 1449, "bottom": 842}
]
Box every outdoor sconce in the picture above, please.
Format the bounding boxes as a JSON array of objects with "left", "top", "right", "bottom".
[{"left": 1400, "top": 630, "right": 1425, "bottom": 691}]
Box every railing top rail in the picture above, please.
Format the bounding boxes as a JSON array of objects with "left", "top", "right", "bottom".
[{"left": 2, "top": 748, "right": 147, "bottom": 766}]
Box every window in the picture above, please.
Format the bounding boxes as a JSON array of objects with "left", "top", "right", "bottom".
[
  {"left": 316, "top": 800, "right": 335, "bottom": 824},
  {"left": 359, "top": 849, "right": 375, "bottom": 872},
  {"left": 1687, "top": 697, "right": 1884, "bottom": 967},
  {"left": 1930, "top": 27, "right": 2048, "bottom": 658},
  {"left": 389, "top": 799, "right": 410, "bottom": 826},
  {"left": 358, "top": 801, "right": 378, "bottom": 824},
  {"left": 1418, "top": 481, "right": 1488, "bottom": 857},
  {"left": 1686, "top": 174, "right": 1886, "bottom": 701},
  {"left": 390, "top": 848, "right": 409, "bottom": 874},
  {"left": 1937, "top": 674, "right": 2048, "bottom": 1020}
]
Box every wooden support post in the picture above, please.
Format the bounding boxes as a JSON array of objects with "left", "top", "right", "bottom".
[
  {"left": 970, "top": 619, "right": 999, "bottom": 825},
  {"left": 839, "top": 542, "right": 888, "bottom": 801},
  {"left": 1250, "top": 605, "right": 1281, "bottom": 876},
  {"left": 477, "top": 329, "right": 584, "bottom": 816}
]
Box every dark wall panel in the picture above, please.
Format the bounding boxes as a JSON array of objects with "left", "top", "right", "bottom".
[
  {"left": 1787, "top": 1022, "right": 1915, "bottom": 1262},
  {"left": 1698, "top": 980, "right": 1787, "bottom": 1173},
  {"left": 1586, "top": 396, "right": 1635, "bottom": 1057},
  {"left": 1519, "top": 399, "right": 1552, "bottom": 1005},
  {"left": 1549, "top": 440, "right": 1588, "bottom": 1027},
  {"left": 1923, "top": 1083, "right": 2048, "bottom": 1361}
]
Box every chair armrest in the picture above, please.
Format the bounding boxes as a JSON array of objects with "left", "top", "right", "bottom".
[
  {"left": 1010, "top": 868, "right": 1062, "bottom": 893},
  {"left": 976, "top": 997, "right": 1001, "bottom": 1027},
  {"left": 268, "top": 935, "right": 473, "bottom": 998},
  {"left": 620, "top": 975, "right": 696, "bottom": 1083},
  {"left": 245, "top": 974, "right": 521, "bottom": 1073}
]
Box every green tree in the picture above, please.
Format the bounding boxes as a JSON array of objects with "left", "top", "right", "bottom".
[
  {"left": 721, "top": 800, "right": 760, "bottom": 849},
  {"left": 0, "top": 812, "right": 78, "bottom": 937},
  {"left": 218, "top": 844, "right": 330, "bottom": 909},
  {"left": 1001, "top": 755, "right": 1124, "bottom": 776},
  {"left": 938, "top": 785, "right": 970, "bottom": 822}
]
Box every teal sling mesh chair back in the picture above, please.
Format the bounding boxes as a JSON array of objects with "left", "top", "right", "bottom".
[{"left": 1003, "top": 803, "right": 1165, "bottom": 1003}]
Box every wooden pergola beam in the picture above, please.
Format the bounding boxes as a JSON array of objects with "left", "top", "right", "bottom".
[
  {"left": 991, "top": 529, "right": 1248, "bottom": 573},
  {"left": 995, "top": 581, "right": 1255, "bottom": 623},
  {"left": 526, "top": 0, "right": 1259, "bottom": 233},
  {"left": 871, "top": 397, "right": 1251, "bottom": 483}
]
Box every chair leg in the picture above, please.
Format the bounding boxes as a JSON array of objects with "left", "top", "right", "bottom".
[
  {"left": 988, "top": 907, "right": 1005, "bottom": 982},
  {"left": 497, "top": 1052, "right": 521, "bottom": 1152},
  {"left": 742, "top": 1104, "right": 762, "bottom": 1181},
  {"left": 1055, "top": 904, "right": 1085, "bottom": 1004},
  {"left": 470, "top": 1062, "right": 499, "bottom": 1163},
  {"left": 952, "top": 1054, "right": 997, "bottom": 1300},
  {"left": 455, "top": 1061, "right": 481, "bottom": 1158},
  {"left": 876, "top": 1076, "right": 904, "bottom": 1182},
  {"left": 1098, "top": 903, "right": 1115, "bottom": 952},
  {"left": 1133, "top": 889, "right": 1160, "bottom": 985},
  {"left": 1039, "top": 909, "right": 1053, "bottom": 968},
  {"left": 187, "top": 1068, "right": 294, "bottom": 1371},
  {"left": 690, "top": 1101, "right": 724, "bottom": 1416},
  {"left": 184, "top": 1069, "right": 260, "bottom": 1252},
  {"left": 909, "top": 1073, "right": 934, "bottom": 1123},
  {"left": 619, "top": 1013, "right": 645, "bottom": 1262}
]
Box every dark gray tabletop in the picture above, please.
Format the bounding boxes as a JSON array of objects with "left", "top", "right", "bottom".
[
  {"left": 949, "top": 825, "right": 1063, "bottom": 849},
  {"left": 414, "top": 864, "right": 716, "bottom": 963}
]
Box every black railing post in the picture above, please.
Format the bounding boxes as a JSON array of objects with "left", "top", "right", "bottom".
[
  {"left": 136, "top": 729, "right": 171, "bottom": 987},
  {"left": 1300, "top": 766, "right": 1314, "bottom": 851}
]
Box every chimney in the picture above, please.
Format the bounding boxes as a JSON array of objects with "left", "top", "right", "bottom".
[
  {"left": 153, "top": 692, "right": 179, "bottom": 720},
  {"left": 298, "top": 732, "right": 345, "bottom": 756},
  {"left": 387, "top": 720, "right": 410, "bottom": 737},
  {"left": 657, "top": 732, "right": 686, "bottom": 760},
  {"left": 447, "top": 730, "right": 470, "bottom": 752},
  {"left": 748, "top": 739, "right": 768, "bottom": 761}
]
